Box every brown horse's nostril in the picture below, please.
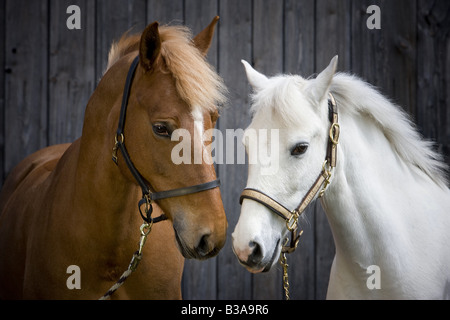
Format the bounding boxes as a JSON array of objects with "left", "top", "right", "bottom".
[{"left": 196, "top": 233, "right": 212, "bottom": 257}]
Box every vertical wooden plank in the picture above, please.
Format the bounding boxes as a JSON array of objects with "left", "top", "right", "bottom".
[
  {"left": 4, "top": 0, "right": 48, "bottom": 175},
  {"left": 252, "top": 0, "right": 283, "bottom": 73},
  {"left": 96, "top": 0, "right": 147, "bottom": 80},
  {"left": 251, "top": 0, "right": 284, "bottom": 300},
  {"left": 284, "top": 0, "right": 315, "bottom": 74},
  {"left": 48, "top": 0, "right": 95, "bottom": 145},
  {"left": 351, "top": 0, "right": 417, "bottom": 116},
  {"left": 417, "top": 0, "right": 450, "bottom": 164},
  {"left": 351, "top": 0, "right": 384, "bottom": 84},
  {"left": 182, "top": 0, "right": 219, "bottom": 300},
  {"left": 284, "top": 0, "right": 317, "bottom": 300},
  {"left": 314, "top": 0, "right": 351, "bottom": 299},
  {"left": 147, "top": 0, "right": 184, "bottom": 25},
  {"left": 0, "top": 0, "right": 5, "bottom": 187},
  {"left": 217, "top": 0, "right": 253, "bottom": 300},
  {"left": 316, "top": 0, "right": 351, "bottom": 72},
  {"left": 313, "top": 201, "right": 334, "bottom": 299},
  {"left": 445, "top": 9, "right": 450, "bottom": 164}
]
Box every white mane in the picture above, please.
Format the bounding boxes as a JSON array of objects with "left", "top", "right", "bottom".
[
  {"left": 249, "top": 72, "right": 448, "bottom": 189},
  {"left": 249, "top": 75, "right": 307, "bottom": 123},
  {"left": 330, "top": 73, "right": 448, "bottom": 188}
]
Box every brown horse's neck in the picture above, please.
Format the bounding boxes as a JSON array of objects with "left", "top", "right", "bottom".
[{"left": 70, "top": 59, "right": 142, "bottom": 234}]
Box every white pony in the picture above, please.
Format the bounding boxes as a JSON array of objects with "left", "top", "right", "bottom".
[{"left": 232, "top": 56, "right": 450, "bottom": 299}]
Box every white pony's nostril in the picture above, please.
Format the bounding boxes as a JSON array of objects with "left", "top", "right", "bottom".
[
  {"left": 247, "top": 241, "right": 263, "bottom": 265},
  {"left": 232, "top": 239, "right": 255, "bottom": 264}
]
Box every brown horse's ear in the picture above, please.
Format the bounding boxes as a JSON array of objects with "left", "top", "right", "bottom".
[
  {"left": 193, "top": 16, "right": 219, "bottom": 56},
  {"left": 139, "top": 22, "right": 161, "bottom": 71}
]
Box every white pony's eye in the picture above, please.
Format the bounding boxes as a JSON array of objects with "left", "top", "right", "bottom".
[{"left": 291, "top": 143, "right": 309, "bottom": 156}]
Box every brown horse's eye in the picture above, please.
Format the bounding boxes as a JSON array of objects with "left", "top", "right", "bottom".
[
  {"left": 152, "top": 123, "right": 171, "bottom": 138},
  {"left": 291, "top": 143, "right": 309, "bottom": 156}
]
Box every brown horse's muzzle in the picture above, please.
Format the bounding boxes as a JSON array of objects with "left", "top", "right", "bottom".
[{"left": 173, "top": 214, "right": 227, "bottom": 260}]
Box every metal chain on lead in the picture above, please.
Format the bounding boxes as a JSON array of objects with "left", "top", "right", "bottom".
[
  {"left": 279, "top": 237, "right": 291, "bottom": 300},
  {"left": 279, "top": 251, "right": 290, "bottom": 300}
]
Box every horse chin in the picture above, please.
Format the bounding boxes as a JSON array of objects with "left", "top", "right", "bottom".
[
  {"left": 241, "top": 260, "right": 273, "bottom": 274},
  {"left": 173, "top": 227, "right": 197, "bottom": 259},
  {"left": 245, "top": 266, "right": 265, "bottom": 274}
]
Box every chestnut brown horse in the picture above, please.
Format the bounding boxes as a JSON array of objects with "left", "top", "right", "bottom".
[{"left": 0, "top": 17, "right": 227, "bottom": 299}]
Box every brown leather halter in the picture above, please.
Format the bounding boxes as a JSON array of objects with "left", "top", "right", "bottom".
[{"left": 239, "top": 93, "right": 340, "bottom": 253}]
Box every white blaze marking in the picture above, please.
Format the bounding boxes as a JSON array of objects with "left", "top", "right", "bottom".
[{"left": 192, "top": 108, "right": 205, "bottom": 164}]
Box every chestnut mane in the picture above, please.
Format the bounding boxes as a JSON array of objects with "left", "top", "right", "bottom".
[{"left": 106, "top": 25, "right": 227, "bottom": 112}]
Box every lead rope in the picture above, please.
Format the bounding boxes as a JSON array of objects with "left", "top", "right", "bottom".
[{"left": 99, "top": 222, "right": 153, "bottom": 300}]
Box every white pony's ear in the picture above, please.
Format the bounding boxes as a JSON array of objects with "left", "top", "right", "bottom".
[
  {"left": 241, "top": 60, "right": 269, "bottom": 91},
  {"left": 309, "top": 55, "right": 338, "bottom": 102}
]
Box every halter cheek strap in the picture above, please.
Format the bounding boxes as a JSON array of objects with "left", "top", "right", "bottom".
[
  {"left": 239, "top": 93, "right": 339, "bottom": 253},
  {"left": 112, "top": 56, "right": 220, "bottom": 224}
]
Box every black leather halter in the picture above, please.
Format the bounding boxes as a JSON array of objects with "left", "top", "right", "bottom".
[{"left": 112, "top": 56, "right": 221, "bottom": 224}]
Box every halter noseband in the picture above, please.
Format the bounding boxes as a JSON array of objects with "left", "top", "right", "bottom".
[
  {"left": 112, "top": 56, "right": 221, "bottom": 224},
  {"left": 239, "top": 93, "right": 340, "bottom": 253}
]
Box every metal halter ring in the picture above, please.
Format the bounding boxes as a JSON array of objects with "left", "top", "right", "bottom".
[
  {"left": 115, "top": 133, "right": 124, "bottom": 145},
  {"left": 112, "top": 133, "right": 124, "bottom": 164},
  {"left": 329, "top": 123, "right": 340, "bottom": 145},
  {"left": 138, "top": 194, "right": 153, "bottom": 223}
]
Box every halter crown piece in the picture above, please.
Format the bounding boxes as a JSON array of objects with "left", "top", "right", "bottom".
[{"left": 239, "top": 93, "right": 339, "bottom": 299}]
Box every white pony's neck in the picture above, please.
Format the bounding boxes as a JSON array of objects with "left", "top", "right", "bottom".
[
  {"left": 320, "top": 74, "right": 450, "bottom": 299},
  {"left": 330, "top": 74, "right": 448, "bottom": 188}
]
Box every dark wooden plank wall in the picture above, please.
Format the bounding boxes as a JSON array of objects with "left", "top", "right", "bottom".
[{"left": 1, "top": 0, "right": 449, "bottom": 300}]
